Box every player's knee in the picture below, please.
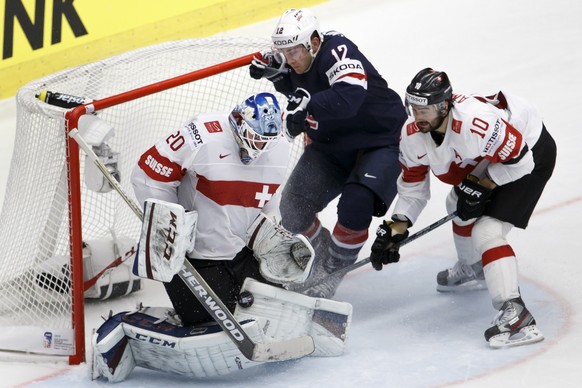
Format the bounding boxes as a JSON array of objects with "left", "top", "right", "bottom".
[
  {"left": 337, "top": 183, "right": 375, "bottom": 230},
  {"left": 472, "top": 216, "right": 512, "bottom": 253}
]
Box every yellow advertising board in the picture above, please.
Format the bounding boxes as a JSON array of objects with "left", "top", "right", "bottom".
[{"left": 1, "top": 0, "right": 324, "bottom": 99}]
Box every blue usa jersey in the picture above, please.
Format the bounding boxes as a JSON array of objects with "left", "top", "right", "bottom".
[{"left": 273, "top": 31, "right": 406, "bottom": 151}]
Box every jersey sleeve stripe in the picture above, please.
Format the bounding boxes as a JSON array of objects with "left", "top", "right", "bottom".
[{"left": 138, "top": 146, "right": 185, "bottom": 182}]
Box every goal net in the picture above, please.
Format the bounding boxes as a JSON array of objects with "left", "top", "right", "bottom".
[{"left": 0, "top": 36, "right": 302, "bottom": 364}]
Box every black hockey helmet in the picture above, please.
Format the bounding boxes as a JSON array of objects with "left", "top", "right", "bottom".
[{"left": 405, "top": 68, "right": 452, "bottom": 106}]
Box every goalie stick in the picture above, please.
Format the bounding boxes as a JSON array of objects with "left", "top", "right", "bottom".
[
  {"left": 69, "top": 128, "right": 315, "bottom": 362},
  {"left": 296, "top": 212, "right": 458, "bottom": 293}
]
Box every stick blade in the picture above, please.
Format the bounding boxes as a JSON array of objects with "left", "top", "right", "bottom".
[{"left": 252, "top": 335, "right": 315, "bottom": 361}]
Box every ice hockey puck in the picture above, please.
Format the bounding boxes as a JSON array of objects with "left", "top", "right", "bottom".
[{"left": 237, "top": 290, "right": 254, "bottom": 308}]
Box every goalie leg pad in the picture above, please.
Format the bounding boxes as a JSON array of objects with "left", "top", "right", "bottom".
[
  {"left": 234, "top": 278, "right": 352, "bottom": 357},
  {"left": 93, "top": 307, "right": 265, "bottom": 381},
  {"left": 92, "top": 313, "right": 136, "bottom": 383}
]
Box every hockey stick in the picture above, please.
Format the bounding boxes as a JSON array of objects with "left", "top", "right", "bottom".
[
  {"left": 296, "top": 212, "right": 458, "bottom": 293},
  {"left": 69, "top": 128, "right": 315, "bottom": 362}
]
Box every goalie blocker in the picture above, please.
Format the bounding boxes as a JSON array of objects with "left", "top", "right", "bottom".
[
  {"left": 133, "top": 198, "right": 197, "bottom": 282},
  {"left": 93, "top": 279, "right": 352, "bottom": 382}
]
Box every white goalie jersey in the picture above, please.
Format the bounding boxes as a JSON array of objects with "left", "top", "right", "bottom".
[
  {"left": 394, "top": 91, "right": 544, "bottom": 224},
  {"left": 131, "top": 111, "right": 289, "bottom": 261}
]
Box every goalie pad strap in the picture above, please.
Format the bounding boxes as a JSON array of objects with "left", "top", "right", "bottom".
[
  {"left": 143, "top": 206, "right": 156, "bottom": 279},
  {"left": 247, "top": 216, "right": 267, "bottom": 251}
]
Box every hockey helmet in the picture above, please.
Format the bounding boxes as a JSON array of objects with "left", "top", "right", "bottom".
[
  {"left": 405, "top": 68, "right": 453, "bottom": 107},
  {"left": 271, "top": 8, "right": 323, "bottom": 53},
  {"left": 229, "top": 92, "right": 282, "bottom": 164}
]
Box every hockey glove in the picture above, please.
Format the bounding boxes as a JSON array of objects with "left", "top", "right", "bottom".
[
  {"left": 370, "top": 220, "right": 409, "bottom": 271},
  {"left": 283, "top": 88, "right": 311, "bottom": 139},
  {"left": 245, "top": 213, "right": 315, "bottom": 284},
  {"left": 249, "top": 51, "right": 287, "bottom": 80},
  {"left": 454, "top": 175, "right": 493, "bottom": 221}
]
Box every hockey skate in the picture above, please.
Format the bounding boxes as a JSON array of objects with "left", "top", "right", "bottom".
[
  {"left": 287, "top": 228, "right": 331, "bottom": 294},
  {"left": 303, "top": 228, "right": 357, "bottom": 299},
  {"left": 289, "top": 228, "right": 354, "bottom": 299},
  {"left": 485, "top": 297, "right": 544, "bottom": 348},
  {"left": 306, "top": 254, "right": 356, "bottom": 299},
  {"left": 436, "top": 260, "right": 486, "bottom": 292}
]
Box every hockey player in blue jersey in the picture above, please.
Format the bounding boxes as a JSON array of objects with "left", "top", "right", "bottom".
[{"left": 250, "top": 8, "right": 407, "bottom": 298}]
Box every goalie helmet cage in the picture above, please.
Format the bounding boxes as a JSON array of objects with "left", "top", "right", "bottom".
[{"left": 1, "top": 36, "right": 303, "bottom": 365}]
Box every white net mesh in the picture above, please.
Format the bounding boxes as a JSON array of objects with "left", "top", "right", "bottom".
[{"left": 0, "top": 36, "right": 303, "bottom": 357}]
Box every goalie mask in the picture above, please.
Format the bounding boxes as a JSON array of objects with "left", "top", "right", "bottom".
[
  {"left": 271, "top": 8, "right": 323, "bottom": 55},
  {"left": 229, "top": 92, "right": 282, "bottom": 164}
]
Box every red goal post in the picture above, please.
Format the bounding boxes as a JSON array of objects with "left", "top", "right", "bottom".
[{"left": 2, "top": 37, "right": 303, "bottom": 365}]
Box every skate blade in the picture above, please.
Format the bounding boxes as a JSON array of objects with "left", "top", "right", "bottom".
[
  {"left": 488, "top": 325, "right": 544, "bottom": 348},
  {"left": 436, "top": 280, "right": 487, "bottom": 293}
]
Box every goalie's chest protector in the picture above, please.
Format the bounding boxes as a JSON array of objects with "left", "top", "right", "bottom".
[{"left": 180, "top": 113, "right": 289, "bottom": 259}]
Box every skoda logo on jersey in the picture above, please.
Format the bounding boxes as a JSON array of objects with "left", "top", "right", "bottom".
[
  {"left": 326, "top": 59, "right": 365, "bottom": 84},
  {"left": 405, "top": 93, "right": 428, "bottom": 106}
]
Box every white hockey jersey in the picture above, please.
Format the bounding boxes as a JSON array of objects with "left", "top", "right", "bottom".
[
  {"left": 393, "top": 91, "right": 544, "bottom": 224},
  {"left": 131, "top": 112, "right": 290, "bottom": 261}
]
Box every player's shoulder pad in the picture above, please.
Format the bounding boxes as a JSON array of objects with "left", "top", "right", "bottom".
[
  {"left": 321, "top": 33, "right": 366, "bottom": 86},
  {"left": 323, "top": 30, "right": 345, "bottom": 39},
  {"left": 450, "top": 96, "right": 501, "bottom": 135},
  {"left": 451, "top": 93, "right": 471, "bottom": 105},
  {"left": 321, "top": 31, "right": 357, "bottom": 53}
]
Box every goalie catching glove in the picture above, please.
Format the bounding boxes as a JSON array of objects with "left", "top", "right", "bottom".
[
  {"left": 133, "top": 199, "right": 198, "bottom": 282},
  {"left": 246, "top": 212, "right": 315, "bottom": 284}
]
